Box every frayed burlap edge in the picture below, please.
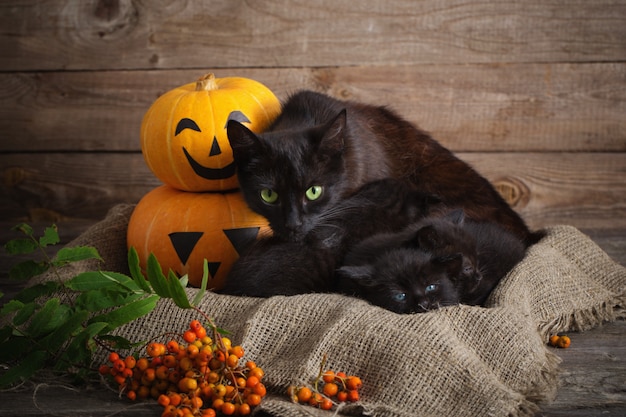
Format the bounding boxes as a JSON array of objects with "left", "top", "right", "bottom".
[{"left": 16, "top": 205, "right": 625, "bottom": 417}]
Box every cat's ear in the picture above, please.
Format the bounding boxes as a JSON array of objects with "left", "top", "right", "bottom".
[
  {"left": 227, "top": 120, "right": 264, "bottom": 158},
  {"left": 409, "top": 225, "right": 440, "bottom": 251},
  {"left": 318, "top": 109, "right": 347, "bottom": 154},
  {"left": 433, "top": 254, "right": 463, "bottom": 277},
  {"left": 337, "top": 264, "right": 376, "bottom": 286},
  {"left": 445, "top": 209, "right": 466, "bottom": 225}
]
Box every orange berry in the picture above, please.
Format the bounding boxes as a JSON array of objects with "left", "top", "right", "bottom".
[
  {"left": 108, "top": 352, "right": 120, "bottom": 363},
  {"left": 112, "top": 359, "right": 126, "bottom": 372},
  {"left": 147, "top": 342, "right": 166, "bottom": 357},
  {"left": 136, "top": 357, "right": 149, "bottom": 371},
  {"left": 557, "top": 335, "right": 571, "bottom": 348},
  {"left": 98, "top": 364, "right": 111, "bottom": 375},
  {"left": 166, "top": 340, "right": 180, "bottom": 354},
  {"left": 297, "top": 386, "right": 313, "bottom": 403},
  {"left": 238, "top": 403, "right": 251, "bottom": 415},
  {"left": 549, "top": 335, "right": 560, "bottom": 347},
  {"left": 322, "top": 370, "right": 335, "bottom": 383},
  {"left": 178, "top": 377, "right": 198, "bottom": 393},
  {"left": 246, "top": 393, "right": 262, "bottom": 407},
  {"left": 114, "top": 374, "right": 127, "bottom": 386},
  {"left": 236, "top": 377, "right": 247, "bottom": 389},
  {"left": 320, "top": 397, "right": 334, "bottom": 410},
  {"left": 212, "top": 398, "right": 225, "bottom": 411},
  {"left": 221, "top": 402, "right": 236, "bottom": 415},
  {"left": 168, "top": 392, "right": 182, "bottom": 407},
  {"left": 249, "top": 366, "right": 264, "bottom": 380},
  {"left": 246, "top": 375, "right": 260, "bottom": 388},
  {"left": 190, "top": 319, "right": 202, "bottom": 331},
  {"left": 189, "top": 396, "right": 203, "bottom": 409},
  {"left": 226, "top": 354, "right": 239, "bottom": 369},
  {"left": 346, "top": 376, "right": 362, "bottom": 391},
  {"left": 323, "top": 382, "right": 339, "bottom": 397},
  {"left": 229, "top": 345, "right": 245, "bottom": 359},
  {"left": 183, "top": 330, "right": 197, "bottom": 344},
  {"left": 124, "top": 356, "right": 136, "bottom": 369},
  {"left": 194, "top": 326, "right": 207, "bottom": 339},
  {"left": 201, "top": 409, "right": 216, "bottom": 417},
  {"left": 253, "top": 382, "right": 267, "bottom": 397},
  {"left": 245, "top": 361, "right": 257, "bottom": 370},
  {"left": 157, "top": 394, "right": 171, "bottom": 407},
  {"left": 337, "top": 391, "right": 348, "bottom": 402},
  {"left": 186, "top": 344, "right": 200, "bottom": 359},
  {"left": 309, "top": 392, "right": 323, "bottom": 407},
  {"left": 155, "top": 365, "right": 169, "bottom": 380},
  {"left": 126, "top": 390, "right": 137, "bottom": 401},
  {"left": 347, "top": 390, "right": 359, "bottom": 402}
]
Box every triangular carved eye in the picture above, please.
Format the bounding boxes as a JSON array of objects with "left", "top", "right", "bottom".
[
  {"left": 209, "top": 137, "right": 221, "bottom": 156},
  {"left": 175, "top": 118, "right": 201, "bottom": 135},
  {"left": 168, "top": 232, "right": 204, "bottom": 265},
  {"left": 168, "top": 231, "right": 222, "bottom": 279},
  {"left": 223, "top": 111, "right": 251, "bottom": 128},
  {"left": 223, "top": 227, "right": 260, "bottom": 255}
]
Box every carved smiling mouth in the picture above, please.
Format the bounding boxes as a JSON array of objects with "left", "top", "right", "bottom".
[{"left": 182, "top": 146, "right": 237, "bottom": 180}]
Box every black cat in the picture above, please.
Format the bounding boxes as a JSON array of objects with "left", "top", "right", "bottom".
[
  {"left": 220, "top": 179, "right": 440, "bottom": 297},
  {"left": 227, "top": 90, "right": 541, "bottom": 246},
  {"left": 336, "top": 210, "right": 526, "bottom": 312}
]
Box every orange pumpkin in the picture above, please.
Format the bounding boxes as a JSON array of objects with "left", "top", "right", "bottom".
[
  {"left": 127, "top": 185, "right": 271, "bottom": 289},
  {"left": 140, "top": 73, "right": 281, "bottom": 192}
]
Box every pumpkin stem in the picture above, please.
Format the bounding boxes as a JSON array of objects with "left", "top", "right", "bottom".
[{"left": 196, "top": 73, "right": 218, "bottom": 91}]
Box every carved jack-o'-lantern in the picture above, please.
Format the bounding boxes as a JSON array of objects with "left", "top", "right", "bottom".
[
  {"left": 140, "top": 73, "right": 281, "bottom": 192},
  {"left": 127, "top": 185, "right": 271, "bottom": 289}
]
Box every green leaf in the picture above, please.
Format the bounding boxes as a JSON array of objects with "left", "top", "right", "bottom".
[
  {"left": 4, "top": 238, "right": 39, "bottom": 255},
  {"left": 27, "top": 298, "right": 68, "bottom": 337},
  {"left": 1, "top": 299, "right": 24, "bottom": 316},
  {"left": 98, "top": 334, "right": 141, "bottom": 351},
  {"left": 11, "top": 301, "right": 37, "bottom": 326},
  {"left": 8, "top": 260, "right": 49, "bottom": 280},
  {"left": 0, "top": 350, "right": 47, "bottom": 388},
  {"left": 11, "top": 223, "right": 33, "bottom": 237},
  {"left": 192, "top": 259, "right": 210, "bottom": 307},
  {"left": 66, "top": 271, "right": 142, "bottom": 293},
  {"left": 39, "top": 225, "right": 60, "bottom": 247},
  {"left": 167, "top": 270, "right": 191, "bottom": 309},
  {"left": 128, "top": 247, "right": 152, "bottom": 293},
  {"left": 146, "top": 254, "right": 170, "bottom": 298},
  {"left": 75, "top": 289, "right": 143, "bottom": 312},
  {"left": 39, "top": 309, "right": 90, "bottom": 352},
  {"left": 54, "top": 246, "right": 103, "bottom": 264},
  {"left": 12, "top": 281, "right": 61, "bottom": 304},
  {"left": 88, "top": 295, "right": 160, "bottom": 332}
]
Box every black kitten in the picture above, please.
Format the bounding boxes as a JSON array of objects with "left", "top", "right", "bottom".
[
  {"left": 220, "top": 179, "right": 440, "bottom": 297},
  {"left": 227, "top": 90, "right": 541, "bottom": 246},
  {"left": 336, "top": 210, "right": 526, "bottom": 312}
]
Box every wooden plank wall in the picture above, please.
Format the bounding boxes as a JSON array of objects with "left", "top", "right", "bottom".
[{"left": 1, "top": 0, "right": 625, "bottom": 237}]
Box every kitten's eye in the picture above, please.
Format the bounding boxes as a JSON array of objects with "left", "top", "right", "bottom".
[
  {"left": 260, "top": 188, "right": 279, "bottom": 204},
  {"left": 425, "top": 284, "right": 438, "bottom": 294},
  {"left": 464, "top": 265, "right": 474, "bottom": 274},
  {"left": 305, "top": 185, "right": 324, "bottom": 201},
  {"left": 393, "top": 292, "right": 407, "bottom": 302}
]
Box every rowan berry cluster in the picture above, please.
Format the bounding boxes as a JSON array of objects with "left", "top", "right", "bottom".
[
  {"left": 288, "top": 368, "right": 362, "bottom": 411},
  {"left": 99, "top": 319, "right": 266, "bottom": 416},
  {"left": 548, "top": 334, "right": 571, "bottom": 349}
]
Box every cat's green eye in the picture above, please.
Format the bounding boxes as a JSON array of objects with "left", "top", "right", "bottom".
[
  {"left": 305, "top": 185, "right": 324, "bottom": 201},
  {"left": 425, "top": 284, "right": 438, "bottom": 294},
  {"left": 260, "top": 188, "right": 279, "bottom": 204}
]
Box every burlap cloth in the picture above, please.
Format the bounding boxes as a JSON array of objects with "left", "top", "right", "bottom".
[{"left": 43, "top": 204, "right": 626, "bottom": 417}]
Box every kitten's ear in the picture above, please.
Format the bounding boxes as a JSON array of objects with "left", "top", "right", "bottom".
[
  {"left": 318, "top": 109, "right": 347, "bottom": 154},
  {"left": 227, "top": 120, "right": 263, "bottom": 157},
  {"left": 445, "top": 209, "right": 466, "bottom": 225},
  {"left": 337, "top": 264, "right": 376, "bottom": 286},
  {"left": 409, "top": 225, "right": 440, "bottom": 251},
  {"left": 434, "top": 254, "right": 463, "bottom": 277}
]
